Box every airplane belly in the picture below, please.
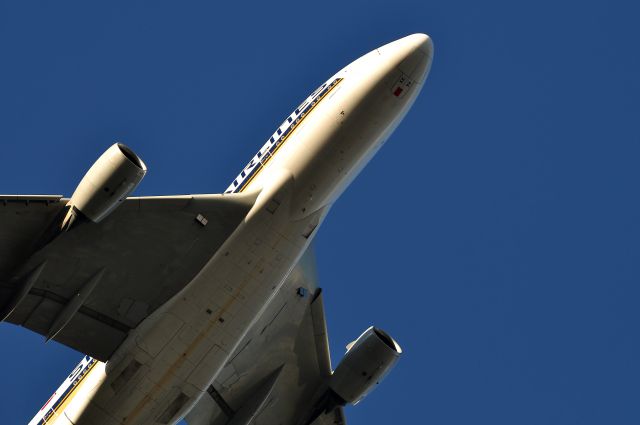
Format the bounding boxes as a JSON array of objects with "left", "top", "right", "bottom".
[
  {"left": 287, "top": 78, "right": 411, "bottom": 216},
  {"left": 73, "top": 172, "right": 327, "bottom": 425}
]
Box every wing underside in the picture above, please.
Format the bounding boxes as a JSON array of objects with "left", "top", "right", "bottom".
[{"left": 0, "top": 193, "right": 256, "bottom": 360}]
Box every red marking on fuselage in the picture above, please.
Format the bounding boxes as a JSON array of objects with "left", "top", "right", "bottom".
[{"left": 41, "top": 392, "right": 56, "bottom": 411}]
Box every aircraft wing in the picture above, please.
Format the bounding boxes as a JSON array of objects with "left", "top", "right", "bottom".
[
  {"left": 184, "top": 246, "right": 346, "bottom": 425},
  {"left": 0, "top": 193, "right": 256, "bottom": 361}
]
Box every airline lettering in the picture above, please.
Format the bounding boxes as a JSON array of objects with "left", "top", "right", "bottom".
[{"left": 225, "top": 77, "right": 343, "bottom": 193}]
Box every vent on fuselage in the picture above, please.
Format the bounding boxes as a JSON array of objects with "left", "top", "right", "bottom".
[
  {"left": 157, "top": 392, "right": 190, "bottom": 424},
  {"left": 111, "top": 359, "right": 142, "bottom": 393}
]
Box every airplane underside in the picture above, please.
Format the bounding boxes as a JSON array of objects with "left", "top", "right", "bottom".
[{"left": 0, "top": 33, "right": 433, "bottom": 425}]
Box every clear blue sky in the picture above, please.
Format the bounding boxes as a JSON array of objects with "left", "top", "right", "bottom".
[{"left": 1, "top": 1, "right": 639, "bottom": 424}]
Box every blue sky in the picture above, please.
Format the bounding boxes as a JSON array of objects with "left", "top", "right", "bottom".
[{"left": 1, "top": 1, "right": 639, "bottom": 424}]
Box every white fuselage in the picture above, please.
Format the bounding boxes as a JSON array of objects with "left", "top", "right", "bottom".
[{"left": 30, "top": 34, "right": 432, "bottom": 425}]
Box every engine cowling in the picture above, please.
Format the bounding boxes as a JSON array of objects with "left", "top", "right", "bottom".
[
  {"left": 64, "top": 143, "right": 146, "bottom": 226},
  {"left": 329, "top": 326, "right": 402, "bottom": 405}
]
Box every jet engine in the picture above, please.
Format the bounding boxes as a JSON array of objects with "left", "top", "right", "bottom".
[
  {"left": 329, "top": 326, "right": 402, "bottom": 405},
  {"left": 63, "top": 143, "right": 146, "bottom": 229}
]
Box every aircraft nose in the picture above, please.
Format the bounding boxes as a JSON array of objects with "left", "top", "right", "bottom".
[{"left": 381, "top": 33, "right": 433, "bottom": 83}]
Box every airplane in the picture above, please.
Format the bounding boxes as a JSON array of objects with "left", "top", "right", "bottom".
[{"left": 0, "top": 33, "right": 433, "bottom": 425}]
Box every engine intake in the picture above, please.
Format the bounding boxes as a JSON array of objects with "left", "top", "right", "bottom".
[
  {"left": 64, "top": 143, "right": 146, "bottom": 227},
  {"left": 329, "top": 326, "right": 402, "bottom": 405}
]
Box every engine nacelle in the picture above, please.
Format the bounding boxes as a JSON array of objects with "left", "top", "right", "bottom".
[
  {"left": 330, "top": 326, "right": 402, "bottom": 405},
  {"left": 65, "top": 143, "right": 146, "bottom": 226}
]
